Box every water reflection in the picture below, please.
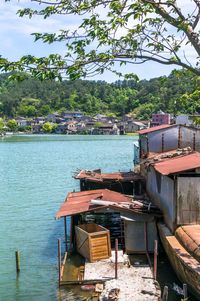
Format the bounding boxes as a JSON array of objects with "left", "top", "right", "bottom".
[{"left": 57, "top": 287, "right": 93, "bottom": 301}]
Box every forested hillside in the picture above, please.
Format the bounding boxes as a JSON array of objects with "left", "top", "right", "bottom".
[{"left": 0, "top": 70, "right": 199, "bottom": 119}]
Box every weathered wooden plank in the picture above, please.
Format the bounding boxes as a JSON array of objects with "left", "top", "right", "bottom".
[
  {"left": 91, "top": 240, "right": 107, "bottom": 247},
  {"left": 91, "top": 247, "right": 108, "bottom": 253},
  {"left": 60, "top": 278, "right": 110, "bottom": 286}
]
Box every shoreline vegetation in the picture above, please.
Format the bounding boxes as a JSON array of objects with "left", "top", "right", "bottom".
[
  {"left": 0, "top": 69, "right": 199, "bottom": 135},
  {"left": 0, "top": 70, "right": 199, "bottom": 121},
  {"left": 1, "top": 131, "right": 139, "bottom": 136}
]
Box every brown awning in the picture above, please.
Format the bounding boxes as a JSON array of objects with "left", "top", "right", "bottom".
[
  {"left": 153, "top": 152, "right": 200, "bottom": 175},
  {"left": 56, "top": 189, "right": 133, "bottom": 219}
]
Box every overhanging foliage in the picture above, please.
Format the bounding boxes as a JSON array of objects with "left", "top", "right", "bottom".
[{"left": 0, "top": 0, "right": 200, "bottom": 79}]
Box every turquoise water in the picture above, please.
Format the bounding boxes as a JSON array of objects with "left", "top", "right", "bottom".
[{"left": 0, "top": 134, "right": 135, "bottom": 301}]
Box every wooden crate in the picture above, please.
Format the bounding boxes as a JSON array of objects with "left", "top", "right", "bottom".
[{"left": 75, "top": 223, "right": 111, "bottom": 262}]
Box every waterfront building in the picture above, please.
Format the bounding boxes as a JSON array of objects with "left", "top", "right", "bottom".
[
  {"left": 138, "top": 124, "right": 200, "bottom": 159},
  {"left": 151, "top": 110, "right": 171, "bottom": 126}
]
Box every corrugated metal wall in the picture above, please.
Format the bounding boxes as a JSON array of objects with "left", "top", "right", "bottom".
[
  {"left": 177, "top": 177, "right": 200, "bottom": 225},
  {"left": 180, "top": 127, "right": 200, "bottom": 151},
  {"left": 124, "top": 220, "right": 157, "bottom": 253},
  {"left": 146, "top": 167, "right": 175, "bottom": 232},
  {"left": 140, "top": 126, "right": 200, "bottom": 157},
  {"left": 148, "top": 127, "right": 179, "bottom": 153}
]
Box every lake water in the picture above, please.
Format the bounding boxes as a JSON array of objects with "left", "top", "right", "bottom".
[{"left": 0, "top": 134, "right": 135, "bottom": 301}]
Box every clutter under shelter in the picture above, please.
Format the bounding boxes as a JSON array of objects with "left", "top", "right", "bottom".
[{"left": 56, "top": 189, "right": 161, "bottom": 284}]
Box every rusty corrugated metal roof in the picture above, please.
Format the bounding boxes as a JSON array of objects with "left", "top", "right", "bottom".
[
  {"left": 138, "top": 124, "right": 174, "bottom": 135},
  {"left": 153, "top": 152, "right": 200, "bottom": 175},
  {"left": 56, "top": 189, "right": 133, "bottom": 218},
  {"left": 74, "top": 170, "right": 143, "bottom": 182}
]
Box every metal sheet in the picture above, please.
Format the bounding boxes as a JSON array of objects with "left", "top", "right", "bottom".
[
  {"left": 124, "top": 220, "right": 157, "bottom": 253},
  {"left": 154, "top": 152, "right": 200, "bottom": 175},
  {"left": 56, "top": 189, "right": 133, "bottom": 218},
  {"left": 75, "top": 170, "right": 143, "bottom": 182},
  {"left": 146, "top": 166, "right": 175, "bottom": 232},
  {"left": 138, "top": 124, "right": 173, "bottom": 135},
  {"left": 139, "top": 125, "right": 200, "bottom": 157}
]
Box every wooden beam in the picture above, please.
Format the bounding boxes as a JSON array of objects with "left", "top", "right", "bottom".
[
  {"left": 58, "top": 239, "right": 61, "bottom": 285},
  {"left": 64, "top": 216, "right": 67, "bottom": 252}
]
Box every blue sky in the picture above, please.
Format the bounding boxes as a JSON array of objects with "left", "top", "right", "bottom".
[{"left": 0, "top": 0, "right": 197, "bottom": 82}]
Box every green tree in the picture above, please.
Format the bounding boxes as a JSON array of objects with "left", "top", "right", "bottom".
[
  {"left": 0, "top": 70, "right": 199, "bottom": 118},
  {"left": 18, "top": 104, "right": 37, "bottom": 117},
  {"left": 133, "top": 103, "right": 156, "bottom": 120},
  {"left": 0, "top": 118, "right": 4, "bottom": 132},
  {"left": 39, "top": 104, "right": 51, "bottom": 116},
  {"left": 193, "top": 117, "right": 200, "bottom": 125},
  {"left": 42, "top": 122, "right": 57, "bottom": 133},
  {"left": 94, "top": 122, "right": 104, "bottom": 128},
  {"left": 1, "top": 1, "right": 200, "bottom": 79},
  {"left": 6, "top": 119, "right": 18, "bottom": 132}
]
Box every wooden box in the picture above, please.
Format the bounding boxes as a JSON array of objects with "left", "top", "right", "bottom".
[{"left": 75, "top": 223, "right": 111, "bottom": 262}]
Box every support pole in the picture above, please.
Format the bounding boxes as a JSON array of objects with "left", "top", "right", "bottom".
[
  {"left": 153, "top": 240, "right": 158, "bottom": 280},
  {"left": 15, "top": 251, "right": 20, "bottom": 273},
  {"left": 162, "top": 286, "right": 168, "bottom": 301},
  {"left": 161, "top": 133, "right": 164, "bottom": 152},
  {"left": 193, "top": 133, "right": 196, "bottom": 151},
  {"left": 144, "top": 222, "right": 148, "bottom": 252},
  {"left": 183, "top": 283, "right": 188, "bottom": 301},
  {"left": 70, "top": 216, "right": 73, "bottom": 253},
  {"left": 147, "top": 137, "right": 149, "bottom": 156},
  {"left": 115, "top": 239, "right": 118, "bottom": 279},
  {"left": 58, "top": 239, "right": 61, "bottom": 285},
  {"left": 178, "top": 126, "right": 181, "bottom": 148},
  {"left": 64, "top": 216, "right": 67, "bottom": 252},
  {"left": 144, "top": 222, "right": 152, "bottom": 268}
]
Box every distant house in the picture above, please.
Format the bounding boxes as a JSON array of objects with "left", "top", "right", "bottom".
[
  {"left": 94, "top": 114, "right": 108, "bottom": 122},
  {"left": 16, "top": 117, "right": 31, "bottom": 127},
  {"left": 54, "top": 122, "right": 67, "bottom": 134},
  {"left": 76, "top": 122, "right": 86, "bottom": 133},
  {"left": 66, "top": 121, "right": 77, "bottom": 134},
  {"left": 92, "top": 123, "right": 119, "bottom": 135},
  {"left": 46, "top": 113, "right": 60, "bottom": 123},
  {"left": 32, "top": 117, "right": 45, "bottom": 125},
  {"left": 32, "top": 124, "right": 42, "bottom": 134},
  {"left": 176, "top": 114, "right": 200, "bottom": 126},
  {"left": 126, "top": 120, "right": 146, "bottom": 133},
  {"left": 141, "top": 151, "right": 200, "bottom": 232},
  {"left": 151, "top": 110, "right": 171, "bottom": 126},
  {"left": 138, "top": 124, "right": 200, "bottom": 159},
  {"left": 62, "top": 111, "right": 83, "bottom": 120}
]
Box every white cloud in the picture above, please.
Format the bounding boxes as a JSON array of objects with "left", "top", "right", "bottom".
[{"left": 0, "top": 4, "right": 79, "bottom": 35}]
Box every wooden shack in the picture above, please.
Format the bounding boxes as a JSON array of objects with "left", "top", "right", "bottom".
[
  {"left": 75, "top": 223, "right": 111, "bottom": 262},
  {"left": 74, "top": 170, "right": 144, "bottom": 195}
]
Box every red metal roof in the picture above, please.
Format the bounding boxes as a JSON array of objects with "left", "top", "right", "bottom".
[
  {"left": 153, "top": 152, "right": 200, "bottom": 175},
  {"left": 74, "top": 170, "right": 143, "bottom": 182},
  {"left": 56, "top": 189, "right": 133, "bottom": 218},
  {"left": 138, "top": 124, "right": 173, "bottom": 135}
]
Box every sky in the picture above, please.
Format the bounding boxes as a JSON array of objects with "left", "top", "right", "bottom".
[{"left": 0, "top": 0, "right": 198, "bottom": 83}]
